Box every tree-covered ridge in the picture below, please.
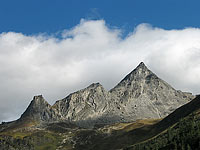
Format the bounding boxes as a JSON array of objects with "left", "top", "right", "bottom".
[{"left": 126, "top": 109, "right": 200, "bottom": 150}]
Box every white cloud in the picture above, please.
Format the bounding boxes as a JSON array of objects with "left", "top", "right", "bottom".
[{"left": 0, "top": 19, "right": 200, "bottom": 122}]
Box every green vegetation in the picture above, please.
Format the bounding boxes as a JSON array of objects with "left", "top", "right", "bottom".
[
  {"left": 0, "top": 131, "right": 31, "bottom": 139},
  {"left": 73, "top": 119, "right": 161, "bottom": 150},
  {"left": 0, "top": 129, "right": 65, "bottom": 150},
  {"left": 33, "top": 131, "right": 62, "bottom": 150},
  {"left": 126, "top": 111, "right": 200, "bottom": 150},
  {"left": 1, "top": 114, "right": 200, "bottom": 150}
]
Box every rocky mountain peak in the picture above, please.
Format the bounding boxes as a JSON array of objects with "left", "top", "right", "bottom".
[
  {"left": 19, "top": 95, "right": 60, "bottom": 122},
  {"left": 131, "top": 62, "right": 152, "bottom": 75},
  {"left": 136, "top": 61, "right": 147, "bottom": 69},
  {"left": 110, "top": 62, "right": 194, "bottom": 121},
  {"left": 18, "top": 62, "right": 194, "bottom": 128},
  {"left": 87, "top": 82, "right": 103, "bottom": 89},
  {"left": 33, "top": 95, "right": 43, "bottom": 99},
  {"left": 113, "top": 62, "right": 154, "bottom": 88},
  {"left": 51, "top": 82, "right": 110, "bottom": 127},
  {"left": 31, "top": 95, "right": 48, "bottom": 106}
]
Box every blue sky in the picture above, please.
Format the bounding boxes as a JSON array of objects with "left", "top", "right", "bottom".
[
  {"left": 0, "top": 0, "right": 200, "bottom": 35},
  {"left": 1, "top": 0, "right": 200, "bottom": 122}
]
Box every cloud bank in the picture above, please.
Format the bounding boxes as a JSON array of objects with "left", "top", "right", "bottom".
[{"left": 0, "top": 19, "right": 200, "bottom": 122}]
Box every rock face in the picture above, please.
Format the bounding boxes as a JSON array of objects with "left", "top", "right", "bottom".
[
  {"left": 52, "top": 83, "right": 112, "bottom": 127},
  {"left": 109, "top": 62, "right": 194, "bottom": 121},
  {"left": 20, "top": 95, "right": 61, "bottom": 122},
  {"left": 19, "top": 62, "right": 194, "bottom": 127}
]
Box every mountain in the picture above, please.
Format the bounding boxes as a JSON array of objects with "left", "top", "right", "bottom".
[
  {"left": 52, "top": 83, "right": 112, "bottom": 127},
  {"left": 20, "top": 95, "right": 61, "bottom": 122},
  {"left": 0, "top": 62, "right": 197, "bottom": 150},
  {"left": 109, "top": 62, "right": 193, "bottom": 120},
  {"left": 17, "top": 62, "right": 194, "bottom": 128}
]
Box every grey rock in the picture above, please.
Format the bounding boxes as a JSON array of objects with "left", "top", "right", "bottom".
[
  {"left": 52, "top": 83, "right": 112, "bottom": 127},
  {"left": 109, "top": 62, "right": 194, "bottom": 122},
  {"left": 19, "top": 62, "right": 195, "bottom": 128},
  {"left": 20, "top": 95, "right": 61, "bottom": 122}
]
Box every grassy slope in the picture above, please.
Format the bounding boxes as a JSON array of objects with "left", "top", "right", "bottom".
[
  {"left": 0, "top": 119, "right": 160, "bottom": 150},
  {"left": 125, "top": 95, "right": 200, "bottom": 150},
  {"left": 0, "top": 130, "right": 64, "bottom": 150},
  {"left": 0, "top": 121, "right": 74, "bottom": 150},
  {"left": 73, "top": 119, "right": 161, "bottom": 150},
  {"left": 125, "top": 110, "right": 200, "bottom": 150}
]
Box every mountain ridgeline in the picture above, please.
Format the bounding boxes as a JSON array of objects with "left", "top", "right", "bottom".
[{"left": 19, "top": 62, "right": 194, "bottom": 128}]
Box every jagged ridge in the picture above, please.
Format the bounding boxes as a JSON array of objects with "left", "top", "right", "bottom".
[{"left": 19, "top": 62, "right": 195, "bottom": 128}]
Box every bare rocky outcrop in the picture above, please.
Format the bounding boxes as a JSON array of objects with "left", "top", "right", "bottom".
[
  {"left": 52, "top": 83, "right": 112, "bottom": 127},
  {"left": 20, "top": 95, "right": 61, "bottom": 122},
  {"left": 19, "top": 62, "right": 195, "bottom": 128},
  {"left": 109, "top": 62, "right": 194, "bottom": 121}
]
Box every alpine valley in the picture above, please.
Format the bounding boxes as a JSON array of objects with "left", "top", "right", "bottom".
[{"left": 0, "top": 62, "right": 199, "bottom": 150}]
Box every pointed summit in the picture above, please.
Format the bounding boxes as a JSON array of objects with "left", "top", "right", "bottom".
[
  {"left": 133, "top": 62, "right": 151, "bottom": 78},
  {"left": 139, "top": 61, "right": 145, "bottom": 66},
  {"left": 87, "top": 82, "right": 103, "bottom": 89},
  {"left": 116, "top": 62, "right": 153, "bottom": 84},
  {"left": 20, "top": 95, "right": 59, "bottom": 122},
  {"left": 136, "top": 62, "right": 148, "bottom": 70},
  {"left": 32, "top": 95, "right": 48, "bottom": 105},
  {"left": 110, "top": 62, "right": 194, "bottom": 120},
  {"left": 26, "top": 95, "right": 50, "bottom": 111}
]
